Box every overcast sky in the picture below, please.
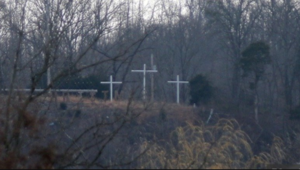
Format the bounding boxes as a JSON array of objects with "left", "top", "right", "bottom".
[{"left": 125, "top": 0, "right": 187, "bottom": 19}]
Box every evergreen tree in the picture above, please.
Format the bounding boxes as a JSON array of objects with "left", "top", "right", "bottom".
[{"left": 189, "top": 74, "right": 213, "bottom": 106}]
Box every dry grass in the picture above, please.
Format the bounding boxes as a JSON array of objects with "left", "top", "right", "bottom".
[
  {"left": 0, "top": 93, "right": 292, "bottom": 169},
  {"left": 137, "top": 119, "right": 287, "bottom": 169},
  {"left": 39, "top": 94, "right": 198, "bottom": 125}
]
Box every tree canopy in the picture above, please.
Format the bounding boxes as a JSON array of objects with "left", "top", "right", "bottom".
[{"left": 240, "top": 41, "right": 271, "bottom": 89}]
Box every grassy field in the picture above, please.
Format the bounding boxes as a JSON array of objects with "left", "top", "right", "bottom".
[{"left": 1, "top": 94, "right": 299, "bottom": 168}]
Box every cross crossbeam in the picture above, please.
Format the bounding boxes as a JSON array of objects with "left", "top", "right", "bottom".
[
  {"left": 100, "top": 75, "right": 122, "bottom": 101},
  {"left": 131, "top": 64, "right": 157, "bottom": 100}
]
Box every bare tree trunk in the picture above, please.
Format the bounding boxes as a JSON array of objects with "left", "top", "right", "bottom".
[
  {"left": 254, "top": 93, "right": 259, "bottom": 124},
  {"left": 232, "top": 65, "right": 241, "bottom": 102}
]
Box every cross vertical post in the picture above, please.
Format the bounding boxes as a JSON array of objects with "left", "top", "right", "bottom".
[
  {"left": 150, "top": 54, "right": 156, "bottom": 102},
  {"left": 100, "top": 75, "right": 122, "bottom": 101},
  {"left": 143, "top": 64, "right": 146, "bottom": 100},
  {"left": 167, "top": 75, "right": 189, "bottom": 104},
  {"left": 46, "top": 0, "right": 51, "bottom": 94},
  {"left": 132, "top": 64, "right": 157, "bottom": 100}
]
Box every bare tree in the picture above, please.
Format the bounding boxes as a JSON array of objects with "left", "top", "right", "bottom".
[
  {"left": 0, "top": 0, "right": 154, "bottom": 168},
  {"left": 205, "top": 0, "right": 262, "bottom": 103},
  {"left": 265, "top": 0, "right": 300, "bottom": 110}
]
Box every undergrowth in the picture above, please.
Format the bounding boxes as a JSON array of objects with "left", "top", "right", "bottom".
[{"left": 137, "top": 118, "right": 286, "bottom": 169}]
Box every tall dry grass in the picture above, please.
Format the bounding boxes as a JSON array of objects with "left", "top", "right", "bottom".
[{"left": 137, "top": 119, "right": 286, "bottom": 169}]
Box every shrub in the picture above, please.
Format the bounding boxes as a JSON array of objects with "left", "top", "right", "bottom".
[
  {"left": 289, "top": 105, "right": 300, "bottom": 120},
  {"left": 189, "top": 74, "right": 213, "bottom": 106},
  {"left": 59, "top": 102, "right": 67, "bottom": 110},
  {"left": 54, "top": 74, "right": 109, "bottom": 99},
  {"left": 159, "top": 108, "right": 167, "bottom": 122},
  {"left": 75, "top": 109, "right": 81, "bottom": 118}
]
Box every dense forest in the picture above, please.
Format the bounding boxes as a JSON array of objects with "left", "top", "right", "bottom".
[{"left": 0, "top": 0, "right": 300, "bottom": 169}]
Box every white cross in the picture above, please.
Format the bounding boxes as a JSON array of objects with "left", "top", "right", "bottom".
[
  {"left": 131, "top": 64, "right": 157, "bottom": 100},
  {"left": 100, "top": 75, "right": 122, "bottom": 101},
  {"left": 168, "top": 75, "right": 189, "bottom": 104}
]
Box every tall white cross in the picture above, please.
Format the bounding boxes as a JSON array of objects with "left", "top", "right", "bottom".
[
  {"left": 100, "top": 75, "right": 122, "bottom": 101},
  {"left": 168, "top": 75, "right": 189, "bottom": 104},
  {"left": 131, "top": 64, "right": 157, "bottom": 100}
]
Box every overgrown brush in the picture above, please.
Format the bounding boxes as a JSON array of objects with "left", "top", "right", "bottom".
[
  {"left": 0, "top": 97, "right": 57, "bottom": 169},
  {"left": 137, "top": 118, "right": 286, "bottom": 169}
]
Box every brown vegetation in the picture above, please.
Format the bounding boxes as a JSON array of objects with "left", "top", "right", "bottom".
[{"left": 0, "top": 94, "right": 299, "bottom": 169}]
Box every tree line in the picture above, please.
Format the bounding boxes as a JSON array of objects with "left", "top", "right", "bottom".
[{"left": 0, "top": 0, "right": 300, "bottom": 168}]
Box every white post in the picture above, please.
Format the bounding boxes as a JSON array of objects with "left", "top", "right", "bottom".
[
  {"left": 132, "top": 64, "right": 157, "bottom": 100},
  {"left": 46, "top": 1, "right": 51, "bottom": 93},
  {"left": 143, "top": 64, "right": 146, "bottom": 100},
  {"left": 168, "top": 75, "right": 189, "bottom": 104},
  {"left": 151, "top": 54, "right": 154, "bottom": 101},
  {"left": 100, "top": 75, "right": 122, "bottom": 101},
  {"left": 150, "top": 54, "right": 157, "bottom": 102}
]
